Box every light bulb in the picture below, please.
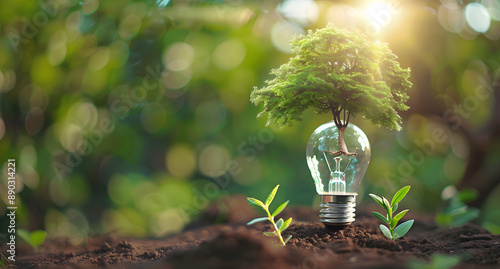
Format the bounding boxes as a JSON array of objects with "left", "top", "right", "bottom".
[{"left": 306, "top": 121, "right": 371, "bottom": 227}]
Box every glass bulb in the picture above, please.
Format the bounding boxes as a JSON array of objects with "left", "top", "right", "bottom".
[{"left": 306, "top": 121, "right": 371, "bottom": 227}]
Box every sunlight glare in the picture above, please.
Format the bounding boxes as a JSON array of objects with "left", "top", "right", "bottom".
[{"left": 364, "top": 1, "right": 393, "bottom": 36}]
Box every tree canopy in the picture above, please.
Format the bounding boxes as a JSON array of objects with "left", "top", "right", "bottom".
[{"left": 251, "top": 24, "right": 412, "bottom": 132}]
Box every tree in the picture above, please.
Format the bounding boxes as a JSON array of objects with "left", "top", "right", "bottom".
[{"left": 251, "top": 24, "right": 412, "bottom": 156}]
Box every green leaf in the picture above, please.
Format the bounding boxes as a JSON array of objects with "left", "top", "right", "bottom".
[
  {"left": 263, "top": 232, "right": 276, "bottom": 236},
  {"left": 284, "top": 234, "right": 293, "bottom": 244},
  {"left": 392, "top": 203, "right": 398, "bottom": 214},
  {"left": 484, "top": 222, "right": 500, "bottom": 235},
  {"left": 379, "top": 224, "right": 393, "bottom": 240},
  {"left": 18, "top": 229, "right": 46, "bottom": 251},
  {"left": 30, "top": 230, "right": 47, "bottom": 248},
  {"left": 372, "top": 211, "right": 389, "bottom": 224},
  {"left": 393, "top": 219, "right": 414, "bottom": 239},
  {"left": 457, "top": 188, "right": 478, "bottom": 203},
  {"left": 382, "top": 197, "right": 392, "bottom": 215},
  {"left": 272, "top": 200, "right": 289, "bottom": 217},
  {"left": 280, "top": 217, "right": 292, "bottom": 232},
  {"left": 390, "top": 218, "right": 398, "bottom": 229},
  {"left": 18, "top": 229, "right": 33, "bottom": 247},
  {"left": 276, "top": 218, "right": 284, "bottom": 231},
  {"left": 247, "top": 197, "right": 265, "bottom": 209},
  {"left": 391, "top": 186, "right": 410, "bottom": 207},
  {"left": 247, "top": 217, "right": 268, "bottom": 226},
  {"left": 450, "top": 208, "right": 479, "bottom": 227},
  {"left": 266, "top": 185, "right": 280, "bottom": 206},
  {"left": 435, "top": 213, "right": 453, "bottom": 227},
  {"left": 393, "top": 209, "right": 409, "bottom": 223},
  {"left": 369, "top": 194, "right": 385, "bottom": 208}
]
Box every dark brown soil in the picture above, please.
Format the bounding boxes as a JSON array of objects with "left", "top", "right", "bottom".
[{"left": 9, "top": 196, "right": 500, "bottom": 268}]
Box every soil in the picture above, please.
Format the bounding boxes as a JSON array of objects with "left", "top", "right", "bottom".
[{"left": 8, "top": 195, "right": 500, "bottom": 268}]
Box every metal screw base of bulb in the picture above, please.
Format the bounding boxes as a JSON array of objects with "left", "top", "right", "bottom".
[{"left": 319, "top": 194, "right": 356, "bottom": 227}]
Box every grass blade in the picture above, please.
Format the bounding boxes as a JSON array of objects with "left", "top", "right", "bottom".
[
  {"left": 266, "top": 185, "right": 279, "bottom": 206},
  {"left": 247, "top": 217, "right": 268, "bottom": 226},
  {"left": 272, "top": 200, "right": 289, "bottom": 217},
  {"left": 372, "top": 211, "right": 389, "bottom": 224},
  {"left": 393, "top": 219, "right": 414, "bottom": 239},
  {"left": 391, "top": 186, "right": 410, "bottom": 207},
  {"left": 379, "top": 224, "right": 393, "bottom": 240}
]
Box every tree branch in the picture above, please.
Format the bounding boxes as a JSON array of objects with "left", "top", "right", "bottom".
[
  {"left": 330, "top": 103, "right": 340, "bottom": 127},
  {"left": 345, "top": 111, "right": 351, "bottom": 127}
]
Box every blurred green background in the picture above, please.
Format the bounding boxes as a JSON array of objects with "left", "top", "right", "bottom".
[{"left": 1, "top": 0, "right": 500, "bottom": 242}]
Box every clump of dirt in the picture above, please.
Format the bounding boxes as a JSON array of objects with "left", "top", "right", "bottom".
[{"left": 9, "top": 196, "right": 500, "bottom": 269}]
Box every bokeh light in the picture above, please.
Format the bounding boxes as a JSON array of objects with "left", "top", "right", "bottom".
[
  {"left": 162, "top": 69, "right": 191, "bottom": 91},
  {"left": 166, "top": 145, "right": 196, "bottom": 179},
  {"left": 48, "top": 31, "right": 67, "bottom": 66},
  {"left": 482, "top": 0, "right": 500, "bottom": 21},
  {"left": 271, "top": 21, "right": 305, "bottom": 53},
  {"left": 212, "top": 39, "right": 246, "bottom": 70},
  {"left": 153, "top": 209, "right": 184, "bottom": 236},
  {"left": 198, "top": 144, "right": 231, "bottom": 177},
  {"left": 438, "top": 2, "right": 466, "bottom": 33},
  {"left": 465, "top": 3, "right": 491, "bottom": 33},
  {"left": 278, "top": 0, "right": 318, "bottom": 26},
  {"left": 87, "top": 48, "right": 110, "bottom": 71},
  {"left": 82, "top": 0, "right": 99, "bottom": 15},
  {"left": 164, "top": 42, "right": 195, "bottom": 71},
  {"left": 119, "top": 14, "right": 141, "bottom": 39}
]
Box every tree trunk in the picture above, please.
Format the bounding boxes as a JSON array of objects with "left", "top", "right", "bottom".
[
  {"left": 338, "top": 126, "right": 348, "bottom": 154},
  {"left": 330, "top": 105, "right": 351, "bottom": 156}
]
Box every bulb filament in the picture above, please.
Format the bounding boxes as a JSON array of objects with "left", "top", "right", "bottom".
[{"left": 328, "top": 157, "right": 345, "bottom": 194}]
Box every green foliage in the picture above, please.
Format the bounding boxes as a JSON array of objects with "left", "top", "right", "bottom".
[
  {"left": 435, "top": 186, "right": 479, "bottom": 227},
  {"left": 370, "top": 186, "right": 414, "bottom": 240},
  {"left": 247, "top": 185, "right": 293, "bottom": 246},
  {"left": 251, "top": 24, "right": 411, "bottom": 130},
  {"left": 483, "top": 222, "right": 500, "bottom": 234},
  {"left": 408, "top": 254, "right": 460, "bottom": 269},
  {"left": 18, "top": 229, "right": 47, "bottom": 252}
]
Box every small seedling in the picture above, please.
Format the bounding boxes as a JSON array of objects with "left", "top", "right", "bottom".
[
  {"left": 17, "top": 229, "right": 47, "bottom": 252},
  {"left": 246, "top": 184, "right": 292, "bottom": 246},
  {"left": 370, "top": 186, "right": 414, "bottom": 240},
  {"left": 435, "top": 186, "right": 479, "bottom": 227}
]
